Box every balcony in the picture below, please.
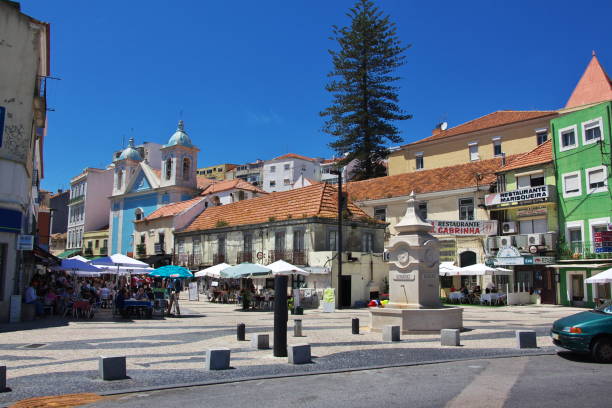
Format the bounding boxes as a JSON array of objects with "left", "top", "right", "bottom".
[
  {"left": 154, "top": 242, "right": 165, "bottom": 254},
  {"left": 69, "top": 195, "right": 84, "bottom": 205},
  {"left": 559, "top": 241, "right": 612, "bottom": 260},
  {"left": 100, "top": 247, "right": 108, "bottom": 256},
  {"left": 237, "top": 251, "right": 253, "bottom": 263},
  {"left": 136, "top": 244, "right": 146, "bottom": 259},
  {"left": 267, "top": 250, "right": 307, "bottom": 265},
  {"left": 213, "top": 253, "right": 226, "bottom": 264}
]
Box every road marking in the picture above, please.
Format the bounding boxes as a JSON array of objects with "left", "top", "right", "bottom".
[{"left": 445, "top": 357, "right": 529, "bottom": 408}]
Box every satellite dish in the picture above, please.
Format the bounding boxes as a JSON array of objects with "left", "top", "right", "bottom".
[{"left": 440, "top": 122, "right": 448, "bottom": 131}]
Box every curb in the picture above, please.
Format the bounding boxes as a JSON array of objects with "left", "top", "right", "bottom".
[{"left": 98, "top": 349, "right": 557, "bottom": 397}]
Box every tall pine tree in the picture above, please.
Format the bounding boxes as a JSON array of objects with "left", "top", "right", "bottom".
[{"left": 321, "top": 0, "right": 411, "bottom": 180}]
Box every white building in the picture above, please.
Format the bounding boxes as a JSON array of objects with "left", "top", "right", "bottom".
[
  {"left": 66, "top": 168, "right": 113, "bottom": 252},
  {"left": 200, "top": 178, "right": 267, "bottom": 206},
  {"left": 0, "top": 1, "right": 50, "bottom": 321},
  {"left": 262, "top": 153, "right": 322, "bottom": 192}
]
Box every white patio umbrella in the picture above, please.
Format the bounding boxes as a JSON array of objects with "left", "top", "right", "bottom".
[
  {"left": 267, "top": 260, "right": 310, "bottom": 276},
  {"left": 439, "top": 262, "right": 462, "bottom": 276},
  {"left": 459, "top": 263, "right": 513, "bottom": 276},
  {"left": 194, "top": 263, "right": 231, "bottom": 278},
  {"left": 585, "top": 267, "right": 612, "bottom": 284},
  {"left": 91, "top": 253, "right": 151, "bottom": 277}
]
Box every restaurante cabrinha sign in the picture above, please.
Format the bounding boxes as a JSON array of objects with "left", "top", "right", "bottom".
[
  {"left": 485, "top": 185, "right": 549, "bottom": 206},
  {"left": 430, "top": 220, "right": 497, "bottom": 236}
]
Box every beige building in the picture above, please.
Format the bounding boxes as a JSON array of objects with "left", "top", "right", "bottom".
[
  {"left": 175, "top": 184, "right": 387, "bottom": 307},
  {"left": 196, "top": 163, "right": 237, "bottom": 181},
  {"left": 387, "top": 110, "right": 557, "bottom": 176},
  {"left": 82, "top": 229, "right": 109, "bottom": 259}
]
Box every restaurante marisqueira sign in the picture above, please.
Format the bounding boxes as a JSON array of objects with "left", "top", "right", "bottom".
[
  {"left": 430, "top": 220, "right": 497, "bottom": 236},
  {"left": 485, "top": 185, "right": 549, "bottom": 206}
]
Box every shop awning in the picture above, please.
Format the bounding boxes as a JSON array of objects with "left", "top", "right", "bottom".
[
  {"left": 57, "top": 248, "right": 82, "bottom": 259},
  {"left": 33, "top": 245, "right": 60, "bottom": 265}
]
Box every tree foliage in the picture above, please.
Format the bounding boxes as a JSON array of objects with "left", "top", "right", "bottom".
[{"left": 321, "top": 0, "right": 411, "bottom": 180}]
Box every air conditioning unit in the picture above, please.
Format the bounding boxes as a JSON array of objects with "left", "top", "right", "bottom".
[
  {"left": 527, "top": 233, "right": 543, "bottom": 246},
  {"left": 499, "top": 235, "right": 515, "bottom": 248},
  {"left": 502, "top": 222, "right": 517, "bottom": 234}
]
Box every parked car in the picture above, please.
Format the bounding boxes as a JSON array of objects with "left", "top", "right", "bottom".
[{"left": 550, "top": 300, "right": 612, "bottom": 363}]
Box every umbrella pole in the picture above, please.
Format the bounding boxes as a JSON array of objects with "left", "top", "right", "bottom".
[{"left": 273, "top": 275, "right": 288, "bottom": 357}]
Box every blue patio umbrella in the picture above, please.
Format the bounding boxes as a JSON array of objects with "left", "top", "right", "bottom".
[
  {"left": 220, "top": 263, "right": 271, "bottom": 279},
  {"left": 148, "top": 265, "right": 193, "bottom": 279}
]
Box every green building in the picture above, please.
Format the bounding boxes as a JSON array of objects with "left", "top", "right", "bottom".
[{"left": 549, "top": 53, "right": 612, "bottom": 307}]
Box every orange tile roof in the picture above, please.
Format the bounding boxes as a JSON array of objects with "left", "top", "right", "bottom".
[
  {"left": 566, "top": 53, "right": 612, "bottom": 108},
  {"left": 183, "top": 183, "right": 378, "bottom": 232},
  {"left": 200, "top": 179, "right": 267, "bottom": 195},
  {"left": 497, "top": 140, "right": 552, "bottom": 172},
  {"left": 141, "top": 197, "right": 205, "bottom": 222},
  {"left": 271, "top": 153, "right": 317, "bottom": 162},
  {"left": 402, "top": 110, "right": 557, "bottom": 147},
  {"left": 347, "top": 156, "right": 522, "bottom": 202},
  {"left": 197, "top": 175, "right": 216, "bottom": 190}
]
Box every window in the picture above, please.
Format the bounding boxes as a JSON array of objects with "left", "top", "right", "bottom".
[
  {"left": 135, "top": 208, "right": 144, "bottom": 221},
  {"left": 158, "top": 232, "right": 165, "bottom": 246},
  {"left": 284, "top": 163, "right": 290, "bottom": 170},
  {"left": 238, "top": 190, "right": 246, "bottom": 201},
  {"left": 140, "top": 234, "right": 145, "bottom": 244},
  {"left": 592, "top": 224, "right": 608, "bottom": 241},
  {"left": 362, "top": 232, "right": 374, "bottom": 252},
  {"left": 586, "top": 166, "right": 607, "bottom": 193},
  {"left": 182, "top": 158, "right": 190, "bottom": 180},
  {"left": 283, "top": 178, "right": 291, "bottom": 185},
  {"left": 562, "top": 171, "right": 581, "bottom": 198},
  {"left": 582, "top": 117, "right": 603, "bottom": 145},
  {"left": 293, "top": 230, "right": 305, "bottom": 251},
  {"left": 517, "top": 172, "right": 545, "bottom": 188},
  {"left": 519, "top": 219, "right": 547, "bottom": 234},
  {"left": 177, "top": 240, "right": 185, "bottom": 254},
  {"left": 117, "top": 169, "right": 123, "bottom": 189},
  {"left": 165, "top": 158, "right": 172, "bottom": 180},
  {"left": 492, "top": 137, "right": 502, "bottom": 156},
  {"left": 269, "top": 180, "right": 276, "bottom": 187},
  {"left": 88, "top": 241, "right": 93, "bottom": 248},
  {"left": 103, "top": 239, "right": 107, "bottom": 248},
  {"left": 418, "top": 202, "right": 428, "bottom": 220},
  {"left": 468, "top": 143, "right": 479, "bottom": 161},
  {"left": 270, "top": 165, "right": 276, "bottom": 173},
  {"left": 193, "top": 239, "right": 202, "bottom": 258},
  {"left": 536, "top": 129, "right": 548, "bottom": 145},
  {"left": 373, "top": 206, "right": 386, "bottom": 222},
  {"left": 0, "top": 244, "right": 6, "bottom": 301},
  {"left": 415, "top": 152, "right": 424, "bottom": 170},
  {"left": 95, "top": 240, "right": 99, "bottom": 248},
  {"left": 275, "top": 231, "right": 286, "bottom": 252},
  {"left": 568, "top": 227, "right": 582, "bottom": 253},
  {"left": 459, "top": 198, "right": 474, "bottom": 220},
  {"left": 207, "top": 169, "right": 212, "bottom": 174},
  {"left": 328, "top": 229, "right": 337, "bottom": 251},
  {"left": 558, "top": 125, "right": 577, "bottom": 151},
  {"left": 243, "top": 232, "right": 253, "bottom": 254}
]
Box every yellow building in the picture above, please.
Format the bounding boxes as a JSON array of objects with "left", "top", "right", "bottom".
[
  {"left": 387, "top": 110, "right": 557, "bottom": 176},
  {"left": 83, "top": 229, "right": 109, "bottom": 258},
  {"left": 196, "top": 163, "right": 237, "bottom": 181}
]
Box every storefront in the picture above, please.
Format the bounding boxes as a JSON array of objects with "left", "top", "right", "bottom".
[{"left": 548, "top": 262, "right": 612, "bottom": 308}]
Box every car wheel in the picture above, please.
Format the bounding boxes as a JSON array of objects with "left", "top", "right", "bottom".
[{"left": 591, "top": 338, "right": 612, "bottom": 363}]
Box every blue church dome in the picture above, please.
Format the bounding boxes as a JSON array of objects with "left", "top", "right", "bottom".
[
  {"left": 165, "top": 120, "right": 193, "bottom": 148},
  {"left": 116, "top": 138, "right": 142, "bottom": 161}
]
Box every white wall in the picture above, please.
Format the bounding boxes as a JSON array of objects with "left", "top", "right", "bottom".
[
  {"left": 85, "top": 169, "right": 113, "bottom": 232},
  {"left": 262, "top": 158, "right": 321, "bottom": 192}
]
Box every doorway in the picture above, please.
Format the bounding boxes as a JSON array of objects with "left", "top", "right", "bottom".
[
  {"left": 571, "top": 274, "right": 585, "bottom": 301},
  {"left": 459, "top": 251, "right": 476, "bottom": 267},
  {"left": 340, "top": 275, "right": 351, "bottom": 308},
  {"left": 531, "top": 267, "right": 556, "bottom": 304}
]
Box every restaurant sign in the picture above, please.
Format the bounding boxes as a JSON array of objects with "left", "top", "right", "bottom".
[
  {"left": 431, "top": 220, "right": 497, "bottom": 236},
  {"left": 485, "top": 185, "right": 549, "bottom": 206}
]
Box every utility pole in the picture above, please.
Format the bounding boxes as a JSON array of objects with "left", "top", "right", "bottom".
[{"left": 331, "top": 169, "right": 343, "bottom": 309}]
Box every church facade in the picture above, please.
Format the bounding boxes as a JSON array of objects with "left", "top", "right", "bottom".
[{"left": 108, "top": 121, "right": 200, "bottom": 255}]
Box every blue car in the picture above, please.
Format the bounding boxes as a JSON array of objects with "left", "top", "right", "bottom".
[{"left": 551, "top": 300, "right": 612, "bottom": 363}]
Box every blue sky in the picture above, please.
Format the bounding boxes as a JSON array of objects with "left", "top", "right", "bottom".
[{"left": 23, "top": 0, "right": 612, "bottom": 192}]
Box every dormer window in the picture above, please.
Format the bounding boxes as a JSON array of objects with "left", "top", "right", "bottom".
[
  {"left": 165, "top": 158, "right": 172, "bottom": 180},
  {"left": 183, "top": 158, "right": 190, "bottom": 180},
  {"left": 135, "top": 208, "right": 144, "bottom": 221}
]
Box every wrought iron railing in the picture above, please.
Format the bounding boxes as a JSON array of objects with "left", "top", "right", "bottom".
[
  {"left": 267, "top": 250, "right": 306, "bottom": 265},
  {"left": 559, "top": 241, "right": 612, "bottom": 260}
]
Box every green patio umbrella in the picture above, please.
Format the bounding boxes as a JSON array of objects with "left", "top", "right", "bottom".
[
  {"left": 148, "top": 265, "right": 193, "bottom": 279},
  {"left": 220, "top": 263, "right": 271, "bottom": 279}
]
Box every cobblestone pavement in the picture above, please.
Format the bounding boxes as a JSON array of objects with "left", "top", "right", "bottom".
[{"left": 0, "top": 299, "right": 585, "bottom": 404}]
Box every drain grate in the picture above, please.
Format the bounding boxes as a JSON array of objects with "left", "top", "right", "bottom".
[{"left": 21, "top": 343, "right": 47, "bottom": 349}]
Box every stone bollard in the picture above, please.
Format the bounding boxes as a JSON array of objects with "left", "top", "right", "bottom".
[
  {"left": 441, "top": 329, "right": 460, "bottom": 346},
  {"left": 251, "top": 333, "right": 270, "bottom": 349},
  {"left": 516, "top": 330, "right": 537, "bottom": 349},
  {"left": 288, "top": 344, "right": 311, "bottom": 364},
  {"left": 382, "top": 325, "right": 400, "bottom": 342},
  {"left": 99, "top": 356, "right": 127, "bottom": 381},
  {"left": 206, "top": 348, "right": 231, "bottom": 370},
  {"left": 294, "top": 319, "right": 303, "bottom": 337},
  {"left": 352, "top": 318, "right": 359, "bottom": 335},
  {"left": 237, "top": 323, "right": 246, "bottom": 341},
  {"left": 0, "top": 366, "right": 8, "bottom": 392}
]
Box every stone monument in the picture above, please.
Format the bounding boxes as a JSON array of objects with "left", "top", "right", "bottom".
[{"left": 370, "top": 193, "right": 463, "bottom": 334}]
